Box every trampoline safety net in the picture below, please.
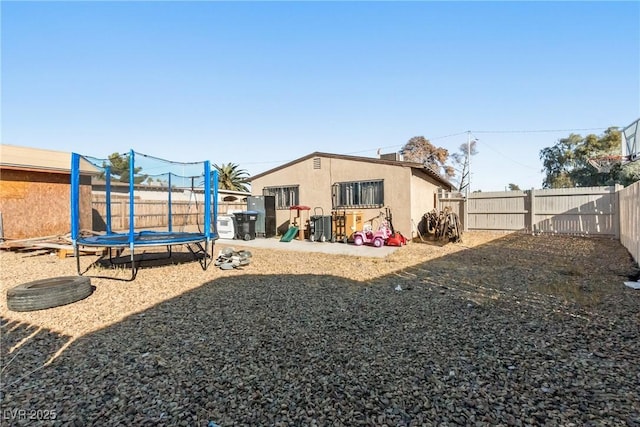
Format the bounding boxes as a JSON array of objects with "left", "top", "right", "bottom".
[{"left": 70, "top": 149, "right": 219, "bottom": 279}]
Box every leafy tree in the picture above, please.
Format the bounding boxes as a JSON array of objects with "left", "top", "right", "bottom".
[
  {"left": 508, "top": 183, "right": 521, "bottom": 191},
  {"left": 540, "top": 127, "right": 640, "bottom": 188},
  {"left": 451, "top": 140, "right": 478, "bottom": 192},
  {"left": 100, "top": 152, "right": 148, "bottom": 184},
  {"left": 214, "top": 163, "right": 249, "bottom": 192},
  {"left": 401, "top": 136, "right": 455, "bottom": 177},
  {"left": 145, "top": 177, "right": 162, "bottom": 186}
]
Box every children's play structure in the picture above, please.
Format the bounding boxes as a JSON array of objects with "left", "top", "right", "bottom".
[{"left": 280, "top": 205, "right": 310, "bottom": 242}]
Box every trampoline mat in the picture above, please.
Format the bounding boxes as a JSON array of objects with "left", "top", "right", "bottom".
[{"left": 77, "top": 231, "right": 214, "bottom": 247}]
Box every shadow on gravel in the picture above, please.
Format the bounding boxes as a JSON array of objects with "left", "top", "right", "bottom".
[
  {"left": 83, "top": 249, "right": 208, "bottom": 278},
  {"left": 2, "top": 234, "right": 639, "bottom": 426},
  {"left": 0, "top": 316, "right": 73, "bottom": 391}
]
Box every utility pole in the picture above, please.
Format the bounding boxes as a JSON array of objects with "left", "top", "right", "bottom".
[{"left": 466, "top": 131, "right": 471, "bottom": 196}]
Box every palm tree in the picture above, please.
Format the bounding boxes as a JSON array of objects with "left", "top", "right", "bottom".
[{"left": 213, "top": 163, "right": 250, "bottom": 192}]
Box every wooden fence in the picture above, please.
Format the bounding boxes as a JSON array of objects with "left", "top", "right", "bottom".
[
  {"left": 91, "top": 196, "right": 246, "bottom": 231},
  {"left": 618, "top": 181, "right": 640, "bottom": 263},
  {"left": 438, "top": 186, "right": 622, "bottom": 237},
  {"left": 91, "top": 186, "right": 639, "bottom": 264}
]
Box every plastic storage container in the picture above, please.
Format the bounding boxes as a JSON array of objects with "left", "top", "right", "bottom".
[{"left": 216, "top": 214, "right": 236, "bottom": 239}]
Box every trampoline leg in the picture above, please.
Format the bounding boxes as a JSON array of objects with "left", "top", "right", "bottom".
[
  {"left": 130, "top": 250, "right": 137, "bottom": 281},
  {"left": 75, "top": 245, "right": 82, "bottom": 276},
  {"left": 203, "top": 241, "right": 210, "bottom": 270},
  {"left": 203, "top": 240, "right": 212, "bottom": 270},
  {"left": 185, "top": 242, "right": 211, "bottom": 270}
]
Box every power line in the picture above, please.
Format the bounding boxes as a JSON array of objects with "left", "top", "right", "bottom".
[
  {"left": 344, "top": 145, "right": 399, "bottom": 155},
  {"left": 469, "top": 131, "right": 539, "bottom": 170},
  {"left": 430, "top": 131, "right": 469, "bottom": 140},
  {"left": 243, "top": 160, "right": 292, "bottom": 165},
  {"left": 344, "top": 128, "right": 611, "bottom": 156},
  {"left": 344, "top": 131, "right": 469, "bottom": 155},
  {"left": 471, "top": 127, "right": 609, "bottom": 134},
  {"left": 241, "top": 126, "right": 612, "bottom": 168}
]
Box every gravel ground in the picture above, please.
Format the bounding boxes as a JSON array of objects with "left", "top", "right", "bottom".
[{"left": 1, "top": 232, "right": 639, "bottom": 426}]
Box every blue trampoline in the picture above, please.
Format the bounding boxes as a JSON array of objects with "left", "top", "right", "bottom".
[{"left": 71, "top": 150, "right": 219, "bottom": 280}]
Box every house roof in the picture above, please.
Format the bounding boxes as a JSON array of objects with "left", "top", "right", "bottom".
[
  {"left": 0, "top": 144, "right": 100, "bottom": 175},
  {"left": 249, "top": 151, "right": 454, "bottom": 190}
]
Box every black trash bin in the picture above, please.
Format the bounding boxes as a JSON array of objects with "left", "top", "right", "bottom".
[{"left": 233, "top": 211, "right": 258, "bottom": 241}]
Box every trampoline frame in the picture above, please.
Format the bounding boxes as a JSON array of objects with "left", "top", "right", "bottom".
[{"left": 71, "top": 150, "right": 219, "bottom": 280}]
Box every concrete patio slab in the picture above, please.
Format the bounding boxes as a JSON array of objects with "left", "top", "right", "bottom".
[{"left": 216, "top": 237, "right": 400, "bottom": 258}]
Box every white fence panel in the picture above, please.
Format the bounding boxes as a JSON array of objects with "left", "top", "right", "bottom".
[
  {"left": 532, "top": 187, "right": 618, "bottom": 236},
  {"left": 437, "top": 184, "right": 638, "bottom": 264},
  {"left": 619, "top": 181, "right": 640, "bottom": 263},
  {"left": 466, "top": 191, "right": 527, "bottom": 231},
  {"left": 438, "top": 198, "right": 465, "bottom": 218},
  {"left": 439, "top": 186, "right": 619, "bottom": 236}
]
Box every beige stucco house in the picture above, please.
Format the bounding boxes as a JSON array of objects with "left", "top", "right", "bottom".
[{"left": 249, "top": 152, "right": 454, "bottom": 239}]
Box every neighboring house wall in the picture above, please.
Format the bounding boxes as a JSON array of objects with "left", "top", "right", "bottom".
[
  {"left": 0, "top": 145, "right": 99, "bottom": 239},
  {"left": 0, "top": 168, "right": 92, "bottom": 239},
  {"left": 251, "top": 154, "right": 447, "bottom": 237}
]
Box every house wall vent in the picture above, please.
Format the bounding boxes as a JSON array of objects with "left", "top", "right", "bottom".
[{"left": 313, "top": 157, "right": 321, "bottom": 169}]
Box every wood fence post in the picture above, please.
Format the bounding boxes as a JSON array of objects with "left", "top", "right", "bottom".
[
  {"left": 463, "top": 194, "right": 468, "bottom": 232},
  {"left": 614, "top": 184, "right": 622, "bottom": 240},
  {"left": 529, "top": 188, "right": 536, "bottom": 234}
]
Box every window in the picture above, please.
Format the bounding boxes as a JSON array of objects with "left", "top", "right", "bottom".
[
  {"left": 332, "top": 180, "right": 384, "bottom": 208},
  {"left": 263, "top": 186, "right": 299, "bottom": 209}
]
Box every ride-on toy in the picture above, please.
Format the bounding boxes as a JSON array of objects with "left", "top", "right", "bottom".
[
  {"left": 383, "top": 207, "right": 407, "bottom": 246},
  {"left": 352, "top": 220, "right": 392, "bottom": 248}
]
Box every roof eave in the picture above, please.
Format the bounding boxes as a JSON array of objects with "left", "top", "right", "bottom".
[
  {"left": 0, "top": 163, "right": 100, "bottom": 175},
  {"left": 249, "top": 151, "right": 454, "bottom": 190}
]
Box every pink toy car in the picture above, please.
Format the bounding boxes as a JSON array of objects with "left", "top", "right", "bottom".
[{"left": 352, "top": 221, "right": 392, "bottom": 248}]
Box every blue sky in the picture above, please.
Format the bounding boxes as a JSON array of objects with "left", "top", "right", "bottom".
[{"left": 2, "top": 1, "right": 639, "bottom": 191}]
